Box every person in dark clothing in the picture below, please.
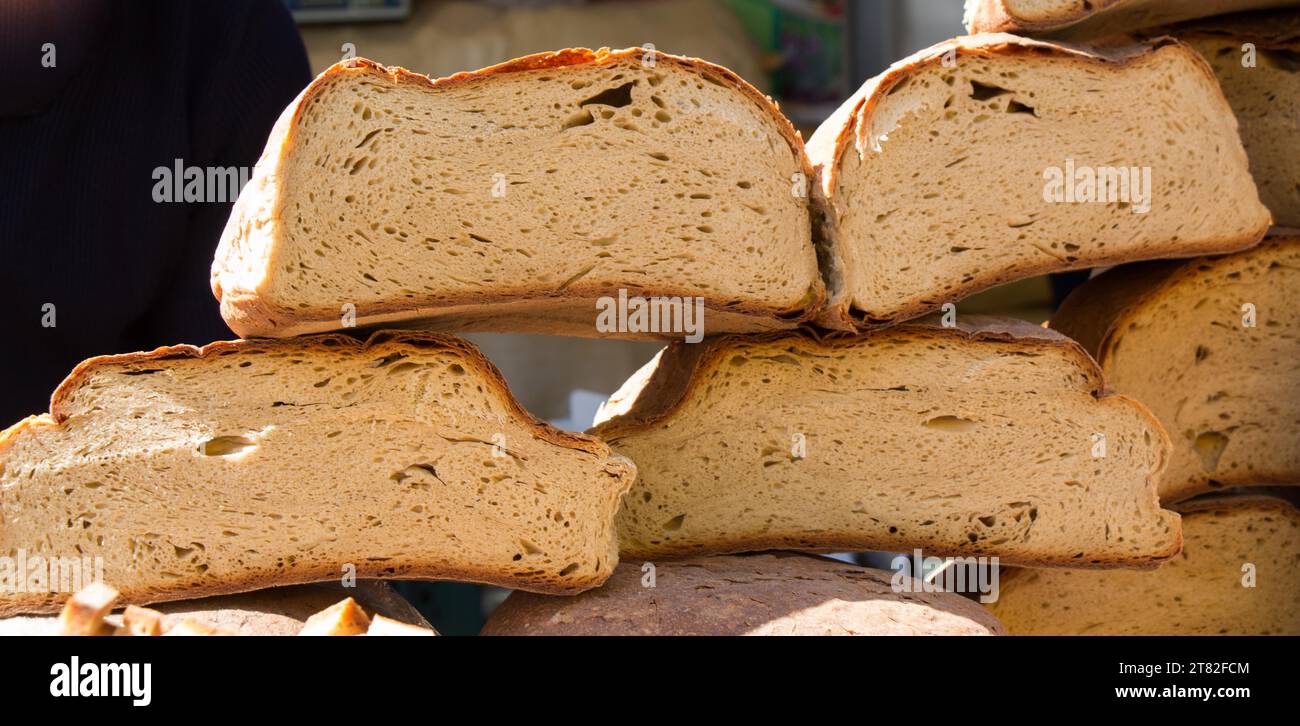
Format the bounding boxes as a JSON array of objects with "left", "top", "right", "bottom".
[{"left": 0, "top": 0, "right": 312, "bottom": 426}]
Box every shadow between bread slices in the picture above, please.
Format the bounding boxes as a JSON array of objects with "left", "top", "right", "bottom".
[
  {"left": 590, "top": 316, "right": 1182, "bottom": 569},
  {"left": 0, "top": 331, "right": 634, "bottom": 616},
  {"left": 212, "top": 49, "right": 823, "bottom": 339}
]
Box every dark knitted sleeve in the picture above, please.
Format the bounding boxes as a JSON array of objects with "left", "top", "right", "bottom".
[{"left": 138, "top": 0, "right": 312, "bottom": 345}]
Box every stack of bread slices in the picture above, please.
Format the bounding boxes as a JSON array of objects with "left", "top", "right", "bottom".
[{"left": 2, "top": 0, "right": 1295, "bottom": 636}]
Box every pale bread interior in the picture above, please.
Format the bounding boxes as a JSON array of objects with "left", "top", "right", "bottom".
[
  {"left": 595, "top": 327, "right": 1179, "bottom": 567},
  {"left": 990, "top": 497, "right": 1300, "bottom": 635},
  {"left": 0, "top": 334, "right": 633, "bottom": 615},
  {"left": 1096, "top": 240, "right": 1300, "bottom": 501},
  {"left": 821, "top": 40, "right": 1267, "bottom": 324},
  {"left": 218, "top": 53, "right": 818, "bottom": 335}
]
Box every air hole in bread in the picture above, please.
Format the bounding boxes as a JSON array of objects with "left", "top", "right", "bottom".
[
  {"left": 198, "top": 436, "right": 257, "bottom": 458},
  {"left": 578, "top": 81, "right": 637, "bottom": 108}
]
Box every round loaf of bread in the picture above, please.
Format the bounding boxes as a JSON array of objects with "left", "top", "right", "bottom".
[{"left": 481, "top": 553, "right": 1006, "bottom": 636}]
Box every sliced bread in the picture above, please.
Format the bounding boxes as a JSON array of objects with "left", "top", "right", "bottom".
[
  {"left": 964, "top": 0, "right": 1298, "bottom": 38},
  {"left": 806, "top": 34, "right": 1269, "bottom": 329},
  {"left": 1051, "top": 234, "right": 1300, "bottom": 502},
  {"left": 590, "top": 317, "right": 1182, "bottom": 568},
  {"left": 481, "top": 553, "right": 1006, "bottom": 636},
  {"left": 0, "top": 581, "right": 433, "bottom": 636},
  {"left": 0, "top": 331, "right": 634, "bottom": 616},
  {"left": 213, "top": 49, "right": 821, "bottom": 339},
  {"left": 989, "top": 495, "right": 1300, "bottom": 635},
  {"left": 1138, "top": 11, "right": 1300, "bottom": 227}
]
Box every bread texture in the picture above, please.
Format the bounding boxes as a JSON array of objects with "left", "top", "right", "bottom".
[
  {"left": 964, "top": 0, "right": 1299, "bottom": 38},
  {"left": 0, "top": 331, "right": 634, "bottom": 616},
  {"left": 1051, "top": 235, "right": 1300, "bottom": 503},
  {"left": 1136, "top": 11, "right": 1300, "bottom": 227},
  {"left": 591, "top": 316, "right": 1181, "bottom": 568},
  {"left": 481, "top": 553, "right": 1006, "bottom": 636},
  {"left": 989, "top": 495, "right": 1300, "bottom": 635},
  {"left": 213, "top": 49, "right": 821, "bottom": 339},
  {"left": 806, "top": 34, "right": 1269, "bottom": 329},
  {"left": 0, "top": 581, "right": 432, "bottom": 636}
]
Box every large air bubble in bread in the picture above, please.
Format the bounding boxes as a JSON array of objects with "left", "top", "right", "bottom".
[
  {"left": 806, "top": 34, "right": 1270, "bottom": 329},
  {"left": 212, "top": 49, "right": 821, "bottom": 339},
  {"left": 591, "top": 316, "right": 1182, "bottom": 569},
  {"left": 0, "top": 332, "right": 635, "bottom": 616}
]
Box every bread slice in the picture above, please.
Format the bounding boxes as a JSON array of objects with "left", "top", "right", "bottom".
[
  {"left": 806, "top": 34, "right": 1269, "bottom": 329},
  {"left": 964, "top": 0, "right": 1297, "bottom": 38},
  {"left": 591, "top": 316, "right": 1182, "bottom": 568},
  {"left": 1136, "top": 11, "right": 1300, "bottom": 227},
  {"left": 213, "top": 49, "right": 821, "bottom": 339},
  {"left": 481, "top": 553, "right": 1007, "bottom": 635},
  {"left": 0, "top": 581, "right": 433, "bottom": 636},
  {"left": 1051, "top": 234, "right": 1300, "bottom": 502},
  {"left": 989, "top": 495, "right": 1300, "bottom": 634},
  {"left": 0, "top": 331, "right": 634, "bottom": 616}
]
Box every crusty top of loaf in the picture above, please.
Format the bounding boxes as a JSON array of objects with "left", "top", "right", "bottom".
[
  {"left": 1052, "top": 232, "right": 1300, "bottom": 362},
  {"left": 0, "top": 330, "right": 610, "bottom": 461},
  {"left": 592, "top": 315, "right": 1104, "bottom": 438},
  {"left": 805, "top": 33, "right": 1207, "bottom": 201},
  {"left": 964, "top": 0, "right": 1128, "bottom": 35},
  {"left": 1141, "top": 7, "right": 1300, "bottom": 45},
  {"left": 482, "top": 553, "right": 1007, "bottom": 636},
  {"left": 210, "top": 48, "right": 815, "bottom": 332}
]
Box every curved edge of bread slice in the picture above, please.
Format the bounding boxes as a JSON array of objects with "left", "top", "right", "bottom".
[
  {"left": 989, "top": 494, "right": 1300, "bottom": 635},
  {"left": 806, "top": 33, "right": 1270, "bottom": 331},
  {"left": 1051, "top": 232, "right": 1300, "bottom": 502},
  {"left": 0, "top": 330, "right": 635, "bottom": 616},
  {"left": 211, "top": 48, "right": 823, "bottom": 340},
  {"left": 481, "top": 553, "right": 1007, "bottom": 636},
  {"left": 592, "top": 316, "right": 1183, "bottom": 569},
  {"left": 963, "top": 0, "right": 1294, "bottom": 37}
]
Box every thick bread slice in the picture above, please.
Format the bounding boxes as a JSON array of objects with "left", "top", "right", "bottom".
[
  {"left": 0, "top": 581, "right": 433, "bottom": 636},
  {"left": 1051, "top": 235, "right": 1300, "bottom": 502},
  {"left": 806, "top": 34, "right": 1269, "bottom": 329},
  {"left": 964, "top": 0, "right": 1298, "bottom": 38},
  {"left": 481, "top": 553, "right": 1006, "bottom": 636},
  {"left": 1134, "top": 11, "right": 1300, "bottom": 227},
  {"left": 591, "top": 316, "right": 1181, "bottom": 568},
  {"left": 989, "top": 495, "right": 1300, "bottom": 634},
  {"left": 213, "top": 49, "right": 821, "bottom": 339},
  {"left": 0, "top": 331, "right": 634, "bottom": 616}
]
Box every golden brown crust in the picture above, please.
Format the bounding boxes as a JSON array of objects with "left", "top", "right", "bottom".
[
  {"left": 212, "top": 49, "right": 822, "bottom": 339},
  {"left": 807, "top": 34, "right": 1265, "bottom": 330}
]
